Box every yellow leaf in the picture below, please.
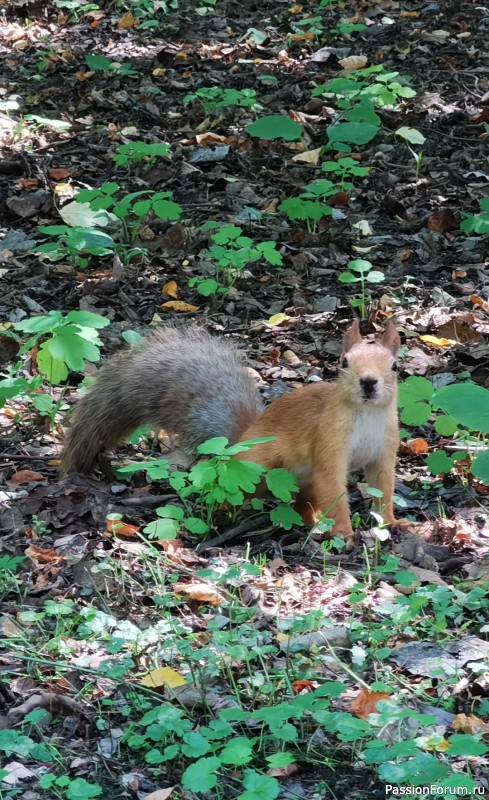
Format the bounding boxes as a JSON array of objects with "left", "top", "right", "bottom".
[
  {"left": 140, "top": 667, "right": 187, "bottom": 689},
  {"left": 152, "top": 68, "right": 166, "bottom": 77},
  {"left": 266, "top": 313, "right": 292, "bottom": 326},
  {"left": 53, "top": 182, "right": 73, "bottom": 196},
  {"left": 400, "top": 10, "right": 420, "bottom": 16},
  {"left": 339, "top": 55, "right": 368, "bottom": 70},
  {"left": 416, "top": 734, "right": 450, "bottom": 752},
  {"left": 291, "top": 147, "right": 322, "bottom": 164},
  {"left": 163, "top": 280, "right": 178, "bottom": 299},
  {"left": 117, "top": 10, "right": 136, "bottom": 28},
  {"left": 161, "top": 301, "right": 199, "bottom": 313},
  {"left": 419, "top": 335, "right": 454, "bottom": 348}
]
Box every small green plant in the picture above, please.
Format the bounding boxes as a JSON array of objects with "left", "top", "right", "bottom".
[
  {"left": 118, "top": 436, "right": 303, "bottom": 535},
  {"left": 40, "top": 774, "right": 103, "bottom": 799},
  {"left": 279, "top": 179, "right": 344, "bottom": 234},
  {"left": 460, "top": 197, "right": 489, "bottom": 234},
  {"left": 245, "top": 114, "right": 302, "bottom": 141},
  {"left": 0, "top": 555, "right": 25, "bottom": 600},
  {"left": 55, "top": 0, "right": 101, "bottom": 21},
  {"left": 313, "top": 66, "right": 415, "bottom": 153},
  {"left": 113, "top": 141, "right": 170, "bottom": 170},
  {"left": 395, "top": 127, "right": 426, "bottom": 179},
  {"left": 321, "top": 156, "right": 369, "bottom": 186},
  {"left": 127, "top": 0, "right": 178, "bottom": 28},
  {"left": 33, "top": 225, "right": 115, "bottom": 269},
  {"left": 20, "top": 114, "right": 71, "bottom": 132},
  {"left": 289, "top": 14, "right": 324, "bottom": 38},
  {"left": 331, "top": 20, "right": 366, "bottom": 36},
  {"left": 85, "top": 54, "right": 137, "bottom": 77},
  {"left": 338, "top": 259, "right": 385, "bottom": 317},
  {"left": 189, "top": 224, "right": 283, "bottom": 297},
  {"left": 0, "top": 372, "right": 43, "bottom": 410},
  {"left": 313, "top": 66, "right": 416, "bottom": 109},
  {"left": 398, "top": 376, "right": 489, "bottom": 482},
  {"left": 75, "top": 183, "right": 182, "bottom": 245},
  {"left": 183, "top": 87, "right": 260, "bottom": 117},
  {"left": 14, "top": 310, "right": 110, "bottom": 384}
]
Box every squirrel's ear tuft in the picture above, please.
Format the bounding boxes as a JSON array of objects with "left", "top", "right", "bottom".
[
  {"left": 342, "top": 318, "right": 362, "bottom": 353},
  {"left": 380, "top": 322, "right": 400, "bottom": 356}
]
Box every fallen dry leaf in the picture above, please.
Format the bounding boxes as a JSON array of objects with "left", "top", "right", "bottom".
[
  {"left": 25, "top": 545, "right": 65, "bottom": 565},
  {"left": 452, "top": 713, "right": 489, "bottom": 734},
  {"left": 470, "top": 295, "right": 489, "bottom": 314},
  {"left": 161, "top": 301, "right": 199, "bottom": 313},
  {"left": 106, "top": 518, "right": 141, "bottom": 538},
  {"left": 162, "top": 280, "right": 178, "bottom": 299},
  {"left": 49, "top": 168, "right": 71, "bottom": 180},
  {"left": 350, "top": 688, "right": 390, "bottom": 718},
  {"left": 339, "top": 55, "right": 368, "bottom": 70},
  {"left": 292, "top": 679, "right": 316, "bottom": 692},
  {"left": 291, "top": 147, "right": 322, "bottom": 164},
  {"left": 405, "top": 437, "right": 429, "bottom": 455},
  {"left": 268, "top": 763, "right": 299, "bottom": 778},
  {"left": 142, "top": 788, "right": 177, "bottom": 800},
  {"left": 437, "top": 319, "right": 480, "bottom": 344},
  {"left": 419, "top": 334, "right": 454, "bottom": 348},
  {"left": 117, "top": 10, "right": 137, "bottom": 28},
  {"left": 7, "top": 469, "right": 44, "bottom": 486},
  {"left": 140, "top": 667, "right": 187, "bottom": 689},
  {"left": 266, "top": 313, "right": 292, "bottom": 327},
  {"left": 173, "top": 581, "right": 226, "bottom": 605},
  {"left": 427, "top": 209, "right": 459, "bottom": 233}
]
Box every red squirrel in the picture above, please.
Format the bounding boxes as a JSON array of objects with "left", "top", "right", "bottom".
[{"left": 61, "top": 321, "right": 402, "bottom": 540}]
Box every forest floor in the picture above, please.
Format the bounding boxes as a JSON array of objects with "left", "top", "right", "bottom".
[{"left": 0, "top": 0, "right": 489, "bottom": 798}]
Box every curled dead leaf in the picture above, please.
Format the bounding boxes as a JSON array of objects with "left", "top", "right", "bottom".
[
  {"left": 25, "top": 545, "right": 65, "bottom": 565},
  {"left": 292, "top": 679, "right": 316, "bottom": 692},
  {"left": 7, "top": 470, "right": 44, "bottom": 486},
  {"left": 452, "top": 713, "right": 489, "bottom": 734},
  {"left": 405, "top": 437, "right": 429, "bottom": 455},
  {"left": 339, "top": 55, "right": 368, "bottom": 70},
  {"left": 268, "top": 763, "right": 298, "bottom": 778},
  {"left": 141, "top": 789, "right": 177, "bottom": 800},
  {"left": 471, "top": 295, "right": 489, "bottom": 314},
  {"left": 291, "top": 147, "right": 321, "bottom": 164},
  {"left": 349, "top": 688, "right": 390, "bottom": 718},
  {"left": 162, "top": 280, "right": 178, "bottom": 299},
  {"left": 106, "top": 518, "right": 140, "bottom": 538},
  {"left": 173, "top": 581, "right": 226, "bottom": 605},
  {"left": 161, "top": 301, "right": 199, "bottom": 313},
  {"left": 117, "top": 10, "right": 137, "bottom": 28},
  {"left": 427, "top": 209, "right": 459, "bottom": 233},
  {"left": 49, "top": 168, "right": 71, "bottom": 180}
]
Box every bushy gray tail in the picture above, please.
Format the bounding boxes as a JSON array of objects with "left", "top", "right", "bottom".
[{"left": 61, "top": 328, "right": 262, "bottom": 474}]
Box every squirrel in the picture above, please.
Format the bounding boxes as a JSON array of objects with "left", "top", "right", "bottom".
[{"left": 61, "top": 320, "right": 402, "bottom": 541}]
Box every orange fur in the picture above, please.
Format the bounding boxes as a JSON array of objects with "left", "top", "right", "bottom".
[{"left": 236, "top": 320, "right": 401, "bottom": 541}]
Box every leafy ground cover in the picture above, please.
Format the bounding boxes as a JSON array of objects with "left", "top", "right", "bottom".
[{"left": 0, "top": 0, "right": 489, "bottom": 798}]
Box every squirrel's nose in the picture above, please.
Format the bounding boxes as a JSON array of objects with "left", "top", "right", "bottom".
[{"left": 360, "top": 376, "right": 378, "bottom": 396}]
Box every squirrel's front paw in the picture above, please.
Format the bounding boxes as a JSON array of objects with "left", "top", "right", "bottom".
[{"left": 325, "top": 521, "right": 356, "bottom": 547}]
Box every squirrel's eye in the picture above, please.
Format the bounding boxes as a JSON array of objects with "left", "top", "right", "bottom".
[
  {"left": 342, "top": 357, "right": 348, "bottom": 369},
  {"left": 391, "top": 362, "right": 398, "bottom": 372}
]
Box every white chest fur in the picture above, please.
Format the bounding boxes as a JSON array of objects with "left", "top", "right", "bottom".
[{"left": 348, "top": 406, "right": 389, "bottom": 470}]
